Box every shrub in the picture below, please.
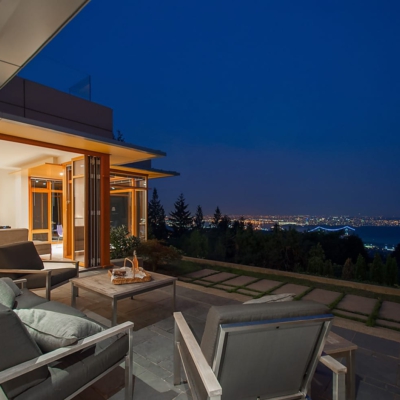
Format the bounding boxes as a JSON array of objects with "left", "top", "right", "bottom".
[
  {"left": 138, "top": 239, "right": 181, "bottom": 271},
  {"left": 342, "top": 258, "right": 354, "bottom": 280},
  {"left": 110, "top": 225, "right": 140, "bottom": 259}
]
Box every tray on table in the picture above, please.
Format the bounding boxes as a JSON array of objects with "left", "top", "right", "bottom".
[{"left": 108, "top": 267, "right": 152, "bottom": 285}]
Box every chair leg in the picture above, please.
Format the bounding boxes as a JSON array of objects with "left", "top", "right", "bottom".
[
  {"left": 125, "top": 327, "right": 134, "bottom": 400},
  {"left": 174, "top": 320, "right": 182, "bottom": 385},
  {"left": 332, "top": 371, "right": 346, "bottom": 400}
]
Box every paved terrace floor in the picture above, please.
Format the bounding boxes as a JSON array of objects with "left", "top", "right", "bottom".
[{"left": 32, "top": 269, "right": 400, "bottom": 400}]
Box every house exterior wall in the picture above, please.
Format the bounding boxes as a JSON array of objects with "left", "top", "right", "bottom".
[
  {"left": 0, "top": 76, "right": 114, "bottom": 139},
  {"left": 0, "top": 169, "right": 15, "bottom": 227}
]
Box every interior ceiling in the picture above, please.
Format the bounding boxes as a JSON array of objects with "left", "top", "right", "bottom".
[
  {"left": 0, "top": 0, "right": 90, "bottom": 88},
  {"left": 0, "top": 139, "right": 79, "bottom": 170}
]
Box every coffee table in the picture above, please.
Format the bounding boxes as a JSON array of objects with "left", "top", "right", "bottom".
[
  {"left": 324, "top": 331, "right": 357, "bottom": 400},
  {"left": 70, "top": 271, "right": 177, "bottom": 326}
]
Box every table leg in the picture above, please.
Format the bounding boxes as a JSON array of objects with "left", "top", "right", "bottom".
[
  {"left": 346, "top": 349, "right": 356, "bottom": 400},
  {"left": 71, "top": 283, "right": 77, "bottom": 308},
  {"left": 112, "top": 299, "right": 118, "bottom": 327},
  {"left": 172, "top": 280, "right": 176, "bottom": 313}
]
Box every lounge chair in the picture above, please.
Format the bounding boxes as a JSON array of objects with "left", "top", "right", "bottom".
[
  {"left": 174, "top": 301, "right": 346, "bottom": 400},
  {"left": 0, "top": 242, "right": 78, "bottom": 300}
]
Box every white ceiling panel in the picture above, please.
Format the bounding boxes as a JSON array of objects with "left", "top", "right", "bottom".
[{"left": 0, "top": 0, "right": 89, "bottom": 88}]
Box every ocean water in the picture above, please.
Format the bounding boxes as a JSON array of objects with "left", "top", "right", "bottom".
[
  {"left": 303, "top": 226, "right": 400, "bottom": 248},
  {"left": 355, "top": 226, "right": 400, "bottom": 247}
]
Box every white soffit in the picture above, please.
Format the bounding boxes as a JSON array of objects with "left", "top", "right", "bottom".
[{"left": 0, "top": 0, "right": 90, "bottom": 89}]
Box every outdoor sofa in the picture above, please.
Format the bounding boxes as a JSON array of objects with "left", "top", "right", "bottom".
[{"left": 0, "top": 277, "right": 133, "bottom": 400}]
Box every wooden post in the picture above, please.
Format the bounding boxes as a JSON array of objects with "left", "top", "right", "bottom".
[{"left": 100, "top": 154, "right": 111, "bottom": 267}]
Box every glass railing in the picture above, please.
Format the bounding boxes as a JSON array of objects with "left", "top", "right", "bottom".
[{"left": 18, "top": 55, "right": 92, "bottom": 101}]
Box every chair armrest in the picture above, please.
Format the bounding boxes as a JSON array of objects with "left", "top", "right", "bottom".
[
  {"left": 174, "top": 312, "right": 222, "bottom": 399},
  {"left": 12, "top": 278, "right": 27, "bottom": 289},
  {"left": 0, "top": 269, "right": 52, "bottom": 300},
  {"left": 43, "top": 260, "right": 79, "bottom": 276},
  {"left": 0, "top": 321, "right": 134, "bottom": 385},
  {"left": 320, "top": 355, "right": 346, "bottom": 400}
]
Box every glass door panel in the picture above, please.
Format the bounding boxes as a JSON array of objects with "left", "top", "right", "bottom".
[
  {"left": 135, "top": 190, "right": 146, "bottom": 241},
  {"left": 73, "top": 175, "right": 85, "bottom": 260}
]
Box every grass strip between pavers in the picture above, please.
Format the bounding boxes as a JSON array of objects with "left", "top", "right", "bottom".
[
  {"left": 293, "top": 286, "right": 315, "bottom": 301},
  {"left": 366, "top": 299, "right": 382, "bottom": 327},
  {"left": 328, "top": 293, "right": 345, "bottom": 310},
  {"left": 333, "top": 311, "right": 367, "bottom": 323},
  {"left": 335, "top": 307, "right": 370, "bottom": 317}
]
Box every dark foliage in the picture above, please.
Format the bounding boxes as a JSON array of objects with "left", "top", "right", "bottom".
[
  {"left": 169, "top": 193, "right": 192, "bottom": 237},
  {"left": 148, "top": 188, "right": 167, "bottom": 240}
]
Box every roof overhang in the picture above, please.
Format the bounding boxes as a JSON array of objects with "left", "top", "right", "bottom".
[
  {"left": 0, "top": 0, "right": 90, "bottom": 89},
  {"left": 0, "top": 112, "right": 166, "bottom": 164},
  {"left": 111, "top": 165, "right": 180, "bottom": 179}
]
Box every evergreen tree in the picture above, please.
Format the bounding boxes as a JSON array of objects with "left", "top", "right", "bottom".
[
  {"left": 323, "top": 259, "right": 334, "bottom": 277},
  {"left": 307, "top": 243, "right": 325, "bottom": 274},
  {"left": 386, "top": 256, "right": 398, "bottom": 286},
  {"left": 169, "top": 193, "right": 192, "bottom": 237},
  {"left": 370, "top": 253, "right": 383, "bottom": 283},
  {"left": 355, "top": 254, "right": 367, "bottom": 281},
  {"left": 193, "top": 205, "right": 204, "bottom": 230},
  {"left": 342, "top": 258, "right": 354, "bottom": 280},
  {"left": 213, "top": 206, "right": 221, "bottom": 227},
  {"left": 187, "top": 229, "right": 208, "bottom": 258},
  {"left": 113, "top": 129, "right": 125, "bottom": 142},
  {"left": 219, "top": 215, "right": 231, "bottom": 230},
  {"left": 147, "top": 188, "right": 167, "bottom": 240},
  {"left": 393, "top": 243, "right": 400, "bottom": 268}
]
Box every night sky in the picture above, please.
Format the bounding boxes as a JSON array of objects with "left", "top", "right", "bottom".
[{"left": 20, "top": 0, "right": 400, "bottom": 216}]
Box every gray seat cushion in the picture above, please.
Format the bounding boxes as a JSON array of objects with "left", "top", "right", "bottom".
[
  {"left": 31, "top": 300, "right": 87, "bottom": 318},
  {"left": 200, "top": 300, "right": 330, "bottom": 366},
  {"left": 0, "top": 242, "right": 43, "bottom": 280},
  {"left": 14, "top": 335, "right": 128, "bottom": 400},
  {"left": 0, "top": 304, "right": 49, "bottom": 399},
  {"left": 14, "top": 290, "right": 48, "bottom": 309},
  {"left": 22, "top": 268, "right": 77, "bottom": 289}
]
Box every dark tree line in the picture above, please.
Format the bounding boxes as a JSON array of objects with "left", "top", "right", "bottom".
[{"left": 147, "top": 190, "right": 399, "bottom": 286}]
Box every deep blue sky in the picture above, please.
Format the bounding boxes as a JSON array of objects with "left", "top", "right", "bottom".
[{"left": 21, "top": 0, "right": 400, "bottom": 216}]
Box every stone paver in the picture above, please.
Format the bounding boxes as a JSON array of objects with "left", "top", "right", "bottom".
[
  {"left": 378, "top": 301, "right": 400, "bottom": 322},
  {"left": 184, "top": 269, "right": 218, "bottom": 279},
  {"left": 213, "top": 284, "right": 234, "bottom": 290},
  {"left": 376, "top": 319, "right": 400, "bottom": 330},
  {"left": 222, "top": 275, "right": 258, "bottom": 287},
  {"left": 202, "top": 272, "right": 237, "bottom": 283},
  {"left": 302, "top": 288, "right": 341, "bottom": 306},
  {"left": 236, "top": 289, "right": 256, "bottom": 297},
  {"left": 337, "top": 294, "right": 377, "bottom": 315},
  {"left": 334, "top": 310, "right": 368, "bottom": 322},
  {"left": 192, "top": 280, "right": 211, "bottom": 287},
  {"left": 245, "top": 279, "right": 282, "bottom": 292},
  {"left": 272, "top": 283, "right": 309, "bottom": 295}
]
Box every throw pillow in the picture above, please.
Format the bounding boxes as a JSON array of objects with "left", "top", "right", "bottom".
[
  {"left": 0, "top": 279, "right": 16, "bottom": 308},
  {"left": 14, "top": 309, "right": 104, "bottom": 353},
  {"left": 0, "top": 277, "right": 22, "bottom": 296}
]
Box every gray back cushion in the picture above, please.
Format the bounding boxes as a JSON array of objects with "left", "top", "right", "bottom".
[
  {"left": 200, "top": 300, "right": 329, "bottom": 366},
  {"left": 1, "top": 277, "right": 22, "bottom": 296},
  {"left": 0, "top": 304, "right": 49, "bottom": 398},
  {"left": 0, "top": 242, "right": 44, "bottom": 280},
  {"left": 0, "top": 279, "right": 16, "bottom": 308}
]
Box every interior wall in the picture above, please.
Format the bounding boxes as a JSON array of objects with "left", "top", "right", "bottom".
[
  {"left": 13, "top": 170, "right": 29, "bottom": 229},
  {"left": 0, "top": 169, "right": 15, "bottom": 227}
]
